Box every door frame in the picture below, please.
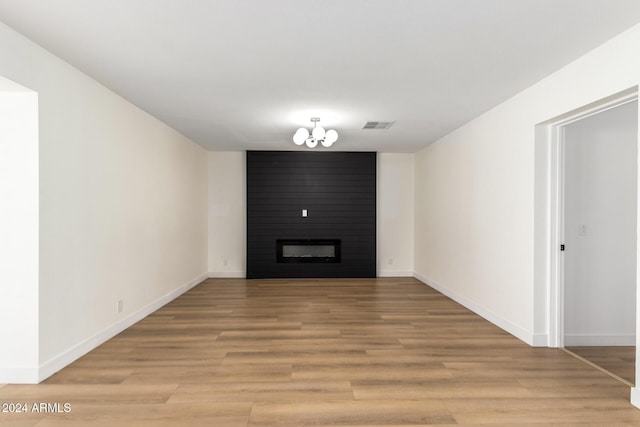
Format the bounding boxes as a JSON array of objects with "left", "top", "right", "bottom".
[{"left": 543, "top": 89, "right": 638, "bottom": 348}]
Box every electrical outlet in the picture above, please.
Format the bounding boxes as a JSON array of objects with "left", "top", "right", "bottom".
[
  {"left": 223, "top": 258, "right": 228, "bottom": 266},
  {"left": 117, "top": 300, "right": 124, "bottom": 313},
  {"left": 388, "top": 258, "right": 394, "bottom": 265}
]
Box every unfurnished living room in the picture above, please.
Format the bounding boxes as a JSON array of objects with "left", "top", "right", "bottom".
[{"left": 3, "top": 0, "right": 640, "bottom": 425}]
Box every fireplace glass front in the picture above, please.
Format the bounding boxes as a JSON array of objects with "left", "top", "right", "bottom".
[{"left": 276, "top": 239, "right": 341, "bottom": 263}]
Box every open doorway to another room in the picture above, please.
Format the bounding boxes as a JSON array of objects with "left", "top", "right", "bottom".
[
  {"left": 562, "top": 99, "right": 638, "bottom": 386},
  {"left": 0, "top": 75, "right": 39, "bottom": 383}
]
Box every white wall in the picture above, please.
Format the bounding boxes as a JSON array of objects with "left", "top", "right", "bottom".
[
  {"left": 378, "top": 153, "right": 414, "bottom": 276},
  {"left": 414, "top": 21, "right": 640, "bottom": 350},
  {"left": 206, "top": 151, "right": 416, "bottom": 278},
  {"left": 0, "top": 78, "right": 39, "bottom": 382},
  {"left": 208, "top": 151, "right": 245, "bottom": 277},
  {"left": 0, "top": 21, "right": 208, "bottom": 383},
  {"left": 563, "top": 101, "right": 638, "bottom": 346}
]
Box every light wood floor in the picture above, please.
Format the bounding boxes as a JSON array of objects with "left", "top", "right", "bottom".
[
  {"left": 2, "top": 277, "right": 640, "bottom": 426},
  {"left": 566, "top": 346, "right": 636, "bottom": 386}
]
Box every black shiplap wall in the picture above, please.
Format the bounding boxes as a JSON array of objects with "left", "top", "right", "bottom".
[{"left": 246, "top": 151, "right": 376, "bottom": 279}]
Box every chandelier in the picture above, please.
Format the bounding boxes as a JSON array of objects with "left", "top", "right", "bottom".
[{"left": 293, "top": 117, "right": 338, "bottom": 148}]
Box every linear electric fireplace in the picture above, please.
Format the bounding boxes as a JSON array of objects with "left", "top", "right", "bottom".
[{"left": 277, "top": 239, "right": 341, "bottom": 263}]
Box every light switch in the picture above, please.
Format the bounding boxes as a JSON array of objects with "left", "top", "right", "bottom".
[
  {"left": 579, "top": 224, "right": 587, "bottom": 236},
  {"left": 302, "top": 209, "right": 308, "bottom": 217}
]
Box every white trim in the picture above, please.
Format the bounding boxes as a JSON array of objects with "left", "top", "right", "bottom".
[
  {"left": 36, "top": 273, "right": 208, "bottom": 383},
  {"left": 0, "top": 366, "right": 39, "bottom": 384},
  {"left": 631, "top": 387, "right": 640, "bottom": 409},
  {"left": 378, "top": 270, "right": 414, "bottom": 277},
  {"left": 413, "top": 272, "right": 540, "bottom": 346},
  {"left": 530, "top": 333, "right": 549, "bottom": 347},
  {"left": 539, "top": 88, "right": 639, "bottom": 348},
  {"left": 549, "top": 124, "right": 566, "bottom": 348},
  {"left": 564, "top": 334, "right": 636, "bottom": 346},
  {"left": 208, "top": 271, "right": 245, "bottom": 278},
  {"left": 551, "top": 92, "right": 638, "bottom": 128}
]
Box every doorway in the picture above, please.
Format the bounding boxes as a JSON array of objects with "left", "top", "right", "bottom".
[
  {"left": 561, "top": 100, "right": 638, "bottom": 385},
  {"left": 0, "top": 75, "right": 39, "bottom": 383}
]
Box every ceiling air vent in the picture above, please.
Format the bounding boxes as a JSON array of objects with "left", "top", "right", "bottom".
[{"left": 362, "top": 121, "right": 395, "bottom": 130}]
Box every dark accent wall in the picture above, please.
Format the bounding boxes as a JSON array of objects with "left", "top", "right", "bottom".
[{"left": 246, "top": 151, "right": 376, "bottom": 279}]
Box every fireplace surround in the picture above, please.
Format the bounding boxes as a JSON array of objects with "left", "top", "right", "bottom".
[{"left": 246, "top": 151, "right": 376, "bottom": 279}]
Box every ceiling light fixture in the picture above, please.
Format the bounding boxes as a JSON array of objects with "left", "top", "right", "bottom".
[{"left": 293, "top": 117, "right": 338, "bottom": 148}]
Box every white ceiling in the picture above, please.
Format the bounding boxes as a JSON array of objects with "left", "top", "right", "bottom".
[{"left": 1, "top": 1, "right": 640, "bottom": 152}]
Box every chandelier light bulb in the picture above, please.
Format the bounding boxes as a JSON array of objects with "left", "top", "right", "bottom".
[
  {"left": 312, "top": 125, "right": 325, "bottom": 140},
  {"left": 297, "top": 127, "right": 310, "bottom": 139},
  {"left": 293, "top": 128, "right": 308, "bottom": 145},
  {"left": 320, "top": 139, "right": 334, "bottom": 148},
  {"left": 324, "top": 129, "right": 338, "bottom": 145},
  {"left": 292, "top": 117, "right": 338, "bottom": 149}
]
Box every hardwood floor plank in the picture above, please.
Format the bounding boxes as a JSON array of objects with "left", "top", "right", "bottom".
[
  {"left": 517, "top": 377, "right": 630, "bottom": 399},
  {"left": 292, "top": 363, "right": 452, "bottom": 382},
  {"left": 222, "top": 350, "right": 370, "bottom": 365},
  {"left": 122, "top": 364, "right": 293, "bottom": 385},
  {"left": 0, "top": 384, "right": 178, "bottom": 404},
  {"left": 44, "top": 368, "right": 134, "bottom": 385},
  {"left": 270, "top": 338, "right": 404, "bottom": 352},
  {"left": 168, "top": 381, "right": 354, "bottom": 403},
  {"left": 444, "top": 397, "right": 640, "bottom": 424},
  {"left": 33, "top": 402, "right": 252, "bottom": 427},
  {"left": 248, "top": 399, "right": 455, "bottom": 426},
  {"left": 442, "top": 361, "right": 609, "bottom": 380},
  {"left": 352, "top": 379, "right": 534, "bottom": 400},
  {"left": 0, "top": 409, "right": 46, "bottom": 426},
  {"left": 218, "top": 329, "right": 340, "bottom": 340}
]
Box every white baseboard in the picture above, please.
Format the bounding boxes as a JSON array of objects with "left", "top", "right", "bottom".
[
  {"left": 413, "top": 272, "right": 538, "bottom": 346},
  {"left": 36, "top": 272, "right": 208, "bottom": 383},
  {"left": 564, "top": 334, "right": 636, "bottom": 346},
  {"left": 208, "top": 271, "right": 245, "bottom": 278},
  {"left": 530, "top": 333, "right": 549, "bottom": 347},
  {"left": 631, "top": 387, "right": 640, "bottom": 409},
  {"left": 0, "top": 366, "right": 39, "bottom": 384},
  {"left": 378, "top": 270, "right": 414, "bottom": 277}
]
